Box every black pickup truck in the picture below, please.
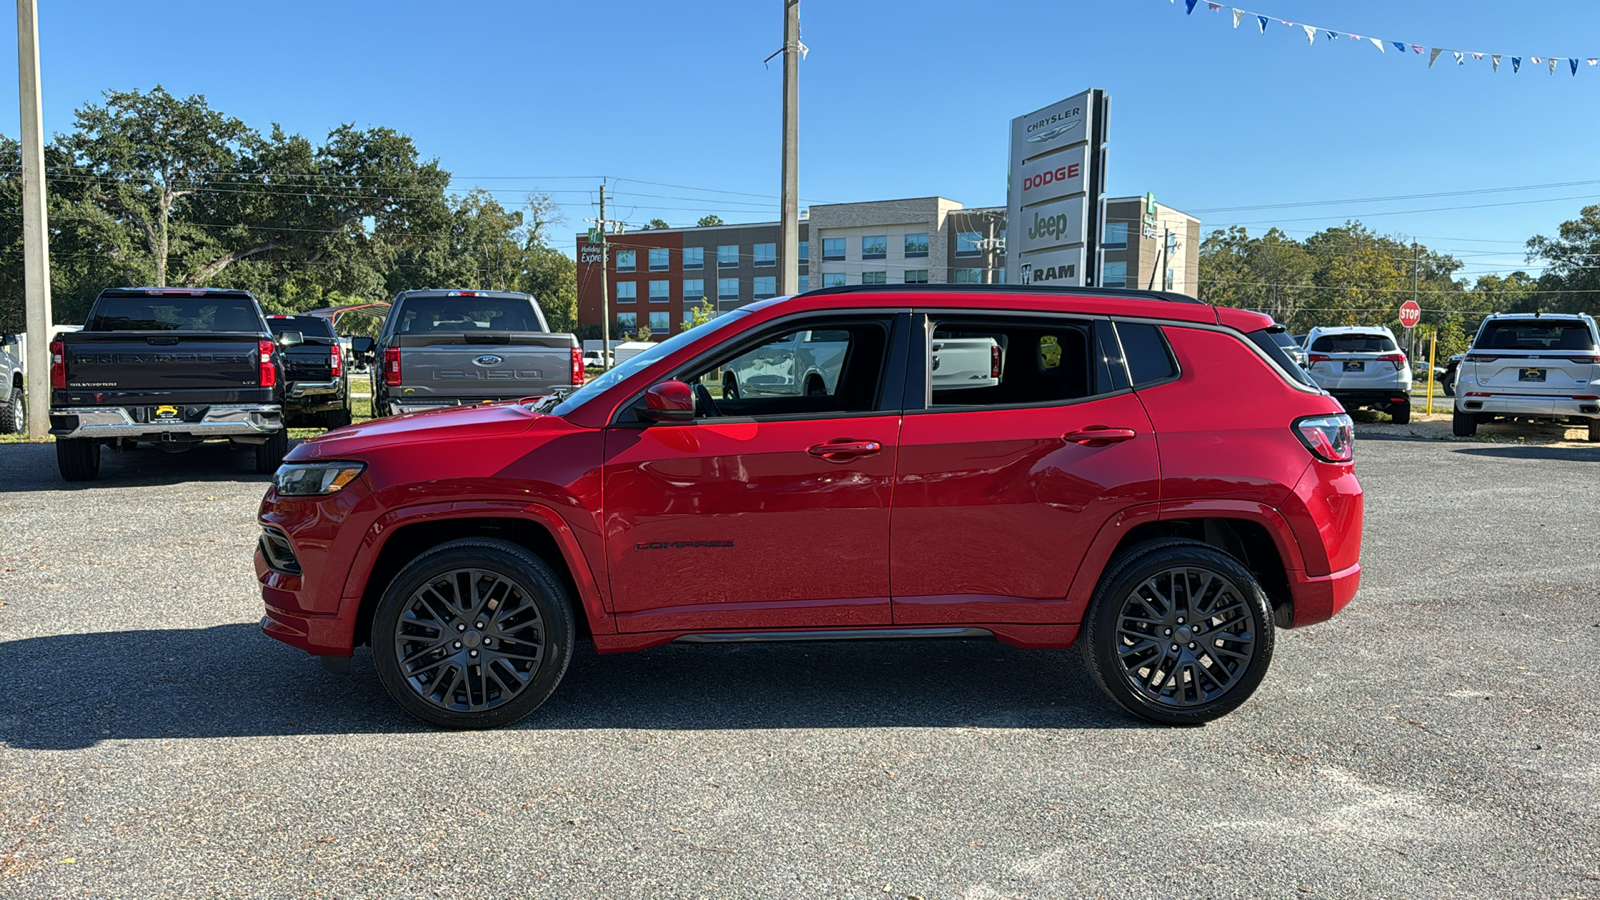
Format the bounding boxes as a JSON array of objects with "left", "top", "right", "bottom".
[
  {"left": 266, "top": 315, "right": 352, "bottom": 429},
  {"left": 49, "top": 287, "right": 289, "bottom": 481}
]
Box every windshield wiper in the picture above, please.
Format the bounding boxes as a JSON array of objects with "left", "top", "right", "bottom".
[{"left": 530, "top": 388, "right": 571, "bottom": 413}]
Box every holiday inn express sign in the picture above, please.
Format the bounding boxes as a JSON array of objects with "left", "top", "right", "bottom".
[{"left": 1006, "top": 89, "right": 1109, "bottom": 287}]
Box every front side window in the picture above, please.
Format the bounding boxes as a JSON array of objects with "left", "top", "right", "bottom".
[
  {"left": 861, "top": 235, "right": 887, "bottom": 260},
  {"left": 754, "top": 243, "right": 776, "bottom": 266},
  {"left": 1104, "top": 222, "right": 1129, "bottom": 250},
  {"left": 649, "top": 280, "right": 670, "bottom": 302},
  {"left": 905, "top": 233, "right": 929, "bottom": 257},
  {"left": 691, "top": 319, "right": 892, "bottom": 418},
  {"left": 718, "top": 277, "right": 740, "bottom": 300},
  {"left": 616, "top": 282, "right": 637, "bottom": 302},
  {"left": 862, "top": 271, "right": 887, "bottom": 285},
  {"left": 649, "top": 248, "right": 670, "bottom": 271},
  {"left": 753, "top": 276, "right": 777, "bottom": 299},
  {"left": 929, "top": 316, "right": 1101, "bottom": 408},
  {"left": 954, "top": 268, "right": 983, "bottom": 284},
  {"left": 904, "top": 269, "right": 928, "bottom": 284},
  {"left": 823, "top": 273, "right": 846, "bottom": 288},
  {"left": 823, "top": 238, "right": 846, "bottom": 260},
  {"left": 955, "top": 232, "right": 981, "bottom": 256},
  {"left": 683, "top": 278, "right": 705, "bottom": 301},
  {"left": 718, "top": 244, "right": 740, "bottom": 266},
  {"left": 615, "top": 250, "right": 636, "bottom": 272},
  {"left": 649, "top": 311, "right": 669, "bottom": 332},
  {"left": 1101, "top": 260, "right": 1127, "bottom": 288},
  {"left": 683, "top": 247, "right": 704, "bottom": 269}
]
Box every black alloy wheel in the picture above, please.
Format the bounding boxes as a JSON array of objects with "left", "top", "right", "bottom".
[
  {"left": 1081, "top": 540, "right": 1274, "bottom": 725},
  {"left": 372, "top": 538, "right": 574, "bottom": 729}
]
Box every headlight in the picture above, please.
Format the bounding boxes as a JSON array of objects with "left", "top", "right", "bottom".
[{"left": 273, "top": 461, "right": 366, "bottom": 496}]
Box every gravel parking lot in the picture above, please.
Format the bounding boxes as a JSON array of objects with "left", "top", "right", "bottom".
[{"left": 2, "top": 434, "right": 1597, "bottom": 898}]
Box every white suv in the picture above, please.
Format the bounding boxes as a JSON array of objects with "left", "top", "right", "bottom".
[
  {"left": 1452, "top": 313, "right": 1600, "bottom": 441},
  {"left": 1302, "top": 326, "right": 1413, "bottom": 424}
]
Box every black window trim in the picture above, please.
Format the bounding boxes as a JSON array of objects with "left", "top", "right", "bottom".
[{"left": 1111, "top": 319, "right": 1182, "bottom": 391}]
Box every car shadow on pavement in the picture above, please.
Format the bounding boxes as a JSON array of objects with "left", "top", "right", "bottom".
[
  {"left": 0, "top": 441, "right": 283, "bottom": 492},
  {"left": 0, "top": 624, "right": 1142, "bottom": 749},
  {"left": 1452, "top": 444, "right": 1600, "bottom": 462}
]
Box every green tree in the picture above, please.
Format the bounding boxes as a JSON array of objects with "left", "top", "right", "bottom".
[
  {"left": 522, "top": 243, "right": 578, "bottom": 332},
  {"left": 1526, "top": 205, "right": 1600, "bottom": 313},
  {"left": 634, "top": 324, "right": 652, "bottom": 342},
  {"left": 642, "top": 218, "right": 669, "bottom": 230},
  {"left": 687, "top": 297, "right": 715, "bottom": 329},
  {"left": 696, "top": 214, "right": 724, "bottom": 227}
]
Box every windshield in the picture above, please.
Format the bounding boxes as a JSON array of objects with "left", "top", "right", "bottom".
[
  {"left": 267, "top": 316, "right": 336, "bottom": 338},
  {"left": 550, "top": 311, "right": 749, "bottom": 417},
  {"left": 1310, "top": 333, "right": 1397, "bottom": 353},
  {"left": 87, "top": 296, "right": 263, "bottom": 332}
]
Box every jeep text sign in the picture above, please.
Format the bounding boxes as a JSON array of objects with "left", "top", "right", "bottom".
[{"left": 1006, "top": 89, "right": 1108, "bottom": 288}]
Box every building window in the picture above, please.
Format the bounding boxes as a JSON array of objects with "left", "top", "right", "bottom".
[
  {"left": 955, "top": 232, "right": 981, "bottom": 256},
  {"left": 1164, "top": 268, "right": 1175, "bottom": 291},
  {"left": 823, "top": 273, "right": 846, "bottom": 288},
  {"left": 1104, "top": 222, "right": 1129, "bottom": 250},
  {"left": 649, "top": 280, "right": 670, "bottom": 302},
  {"left": 683, "top": 278, "right": 705, "bottom": 302},
  {"left": 718, "top": 277, "right": 740, "bottom": 301},
  {"left": 994, "top": 269, "right": 1005, "bottom": 284},
  {"left": 615, "top": 249, "right": 636, "bottom": 272},
  {"left": 904, "top": 269, "right": 928, "bottom": 284},
  {"left": 904, "top": 233, "right": 929, "bottom": 258},
  {"left": 616, "top": 312, "right": 637, "bottom": 330},
  {"left": 954, "top": 268, "right": 983, "bottom": 284},
  {"left": 861, "top": 235, "right": 887, "bottom": 260},
  {"left": 683, "top": 246, "right": 704, "bottom": 269},
  {"left": 616, "top": 281, "right": 637, "bottom": 302},
  {"left": 799, "top": 274, "right": 810, "bottom": 292},
  {"left": 799, "top": 241, "right": 809, "bottom": 263},
  {"left": 753, "top": 276, "right": 776, "bottom": 299},
  {"left": 1101, "top": 260, "right": 1128, "bottom": 288},
  {"left": 822, "top": 238, "right": 845, "bottom": 260},
  {"left": 718, "top": 244, "right": 740, "bottom": 266},
  {"left": 648, "top": 248, "right": 670, "bottom": 271},
  {"left": 683, "top": 309, "right": 697, "bottom": 326},
  {"left": 862, "top": 271, "right": 887, "bottom": 285},
  {"left": 753, "top": 243, "right": 776, "bottom": 266},
  {"left": 649, "top": 311, "right": 669, "bottom": 333}
]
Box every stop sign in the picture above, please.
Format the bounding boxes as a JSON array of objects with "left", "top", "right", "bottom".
[{"left": 1399, "top": 300, "right": 1422, "bottom": 329}]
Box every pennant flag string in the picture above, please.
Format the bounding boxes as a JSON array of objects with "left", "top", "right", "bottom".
[{"left": 1172, "top": 1, "right": 1598, "bottom": 79}]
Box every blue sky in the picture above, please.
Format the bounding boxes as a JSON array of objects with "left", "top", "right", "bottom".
[{"left": 4, "top": 0, "right": 1598, "bottom": 280}]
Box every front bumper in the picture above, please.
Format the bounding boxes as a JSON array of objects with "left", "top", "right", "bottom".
[
  {"left": 50, "top": 405, "right": 283, "bottom": 440},
  {"left": 1457, "top": 393, "right": 1600, "bottom": 418}
]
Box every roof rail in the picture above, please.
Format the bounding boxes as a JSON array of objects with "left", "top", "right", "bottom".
[{"left": 799, "top": 283, "right": 1205, "bottom": 304}]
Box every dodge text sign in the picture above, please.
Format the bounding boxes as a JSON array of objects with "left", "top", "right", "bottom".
[{"left": 1006, "top": 90, "right": 1108, "bottom": 288}]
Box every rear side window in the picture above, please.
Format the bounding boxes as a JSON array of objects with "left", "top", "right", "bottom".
[
  {"left": 87, "top": 296, "right": 262, "bottom": 332},
  {"left": 1477, "top": 321, "right": 1597, "bottom": 352},
  {"left": 1310, "top": 333, "right": 1397, "bottom": 353},
  {"left": 1115, "top": 322, "right": 1178, "bottom": 387},
  {"left": 927, "top": 316, "right": 1097, "bottom": 407},
  {"left": 1247, "top": 331, "right": 1317, "bottom": 388}
]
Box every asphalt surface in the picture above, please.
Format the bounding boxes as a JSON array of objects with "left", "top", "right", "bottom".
[{"left": 1, "top": 435, "right": 1597, "bottom": 898}]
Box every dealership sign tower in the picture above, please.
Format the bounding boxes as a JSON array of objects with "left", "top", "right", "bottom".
[{"left": 1005, "top": 89, "right": 1109, "bottom": 288}]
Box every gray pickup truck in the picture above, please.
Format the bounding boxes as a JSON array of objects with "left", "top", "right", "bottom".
[
  {"left": 0, "top": 339, "right": 22, "bottom": 434},
  {"left": 366, "top": 289, "right": 582, "bottom": 417}
]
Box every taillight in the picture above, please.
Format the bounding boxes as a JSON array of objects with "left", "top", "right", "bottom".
[
  {"left": 570, "top": 347, "right": 585, "bottom": 386},
  {"left": 258, "top": 339, "right": 276, "bottom": 388},
  {"left": 383, "top": 347, "right": 402, "bottom": 386},
  {"left": 1465, "top": 353, "right": 1500, "bottom": 363},
  {"left": 1560, "top": 355, "right": 1600, "bottom": 364},
  {"left": 329, "top": 343, "right": 342, "bottom": 377},
  {"left": 1307, "top": 354, "right": 1331, "bottom": 365},
  {"left": 49, "top": 339, "right": 65, "bottom": 389},
  {"left": 1294, "top": 414, "right": 1354, "bottom": 463},
  {"left": 990, "top": 344, "right": 1002, "bottom": 379},
  {"left": 1379, "top": 352, "right": 1406, "bottom": 370}
]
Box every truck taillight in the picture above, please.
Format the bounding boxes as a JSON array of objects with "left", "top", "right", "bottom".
[
  {"left": 384, "top": 347, "right": 402, "bottom": 386},
  {"left": 50, "top": 339, "right": 65, "bottom": 389},
  {"left": 990, "top": 344, "right": 1001, "bottom": 379},
  {"left": 329, "top": 343, "right": 343, "bottom": 377},
  {"left": 571, "top": 347, "right": 585, "bottom": 386},
  {"left": 258, "top": 339, "right": 276, "bottom": 387}
]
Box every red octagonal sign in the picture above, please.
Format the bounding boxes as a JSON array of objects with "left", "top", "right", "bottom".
[{"left": 1399, "top": 300, "right": 1422, "bottom": 329}]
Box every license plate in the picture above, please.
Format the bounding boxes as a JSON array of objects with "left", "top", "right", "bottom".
[
  {"left": 151, "top": 405, "right": 181, "bottom": 422},
  {"left": 1342, "top": 361, "right": 1364, "bottom": 372},
  {"left": 1519, "top": 368, "right": 1546, "bottom": 383}
]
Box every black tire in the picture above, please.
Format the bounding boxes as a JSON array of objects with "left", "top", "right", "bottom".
[
  {"left": 324, "top": 408, "right": 352, "bottom": 430},
  {"left": 1588, "top": 420, "right": 1600, "bottom": 443},
  {"left": 254, "top": 428, "right": 288, "bottom": 474},
  {"left": 1079, "top": 539, "right": 1275, "bottom": 726},
  {"left": 0, "top": 386, "right": 21, "bottom": 434},
  {"left": 371, "top": 538, "right": 575, "bottom": 729},
  {"left": 56, "top": 438, "right": 100, "bottom": 481},
  {"left": 805, "top": 375, "right": 827, "bottom": 398},
  {"left": 722, "top": 373, "right": 739, "bottom": 400},
  {"left": 1389, "top": 399, "right": 1411, "bottom": 425},
  {"left": 1441, "top": 371, "right": 1456, "bottom": 397},
  {"left": 1452, "top": 409, "right": 1478, "bottom": 437}
]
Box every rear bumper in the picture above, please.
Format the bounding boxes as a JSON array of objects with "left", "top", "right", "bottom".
[
  {"left": 1288, "top": 563, "right": 1361, "bottom": 627},
  {"left": 1457, "top": 394, "right": 1600, "bottom": 418},
  {"left": 49, "top": 404, "right": 283, "bottom": 440},
  {"left": 286, "top": 379, "right": 341, "bottom": 399},
  {"left": 1329, "top": 389, "right": 1411, "bottom": 407}
]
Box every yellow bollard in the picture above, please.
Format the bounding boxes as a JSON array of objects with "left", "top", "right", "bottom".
[{"left": 1426, "top": 329, "right": 1437, "bottom": 416}]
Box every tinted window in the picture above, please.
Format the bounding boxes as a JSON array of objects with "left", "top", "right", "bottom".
[
  {"left": 266, "top": 316, "right": 336, "bottom": 338},
  {"left": 1116, "top": 322, "right": 1178, "bottom": 386},
  {"left": 88, "top": 296, "right": 262, "bottom": 332},
  {"left": 1477, "top": 321, "right": 1596, "bottom": 352},
  {"left": 929, "top": 317, "right": 1095, "bottom": 407},
  {"left": 1309, "top": 333, "right": 1397, "bottom": 353},
  {"left": 1247, "top": 331, "right": 1317, "bottom": 388},
  {"left": 693, "top": 320, "right": 890, "bottom": 418},
  {"left": 552, "top": 311, "right": 751, "bottom": 417},
  {"left": 396, "top": 299, "right": 541, "bottom": 333}
]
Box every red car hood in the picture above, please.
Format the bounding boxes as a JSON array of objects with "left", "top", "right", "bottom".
[{"left": 287, "top": 403, "right": 551, "bottom": 460}]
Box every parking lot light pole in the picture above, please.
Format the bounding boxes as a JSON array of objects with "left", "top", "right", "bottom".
[{"left": 17, "top": 0, "right": 53, "bottom": 441}]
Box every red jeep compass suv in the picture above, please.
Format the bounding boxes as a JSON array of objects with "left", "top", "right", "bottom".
[{"left": 258, "top": 286, "right": 1362, "bottom": 728}]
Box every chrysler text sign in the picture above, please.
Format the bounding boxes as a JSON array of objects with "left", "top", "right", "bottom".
[{"left": 1006, "top": 89, "right": 1108, "bottom": 287}]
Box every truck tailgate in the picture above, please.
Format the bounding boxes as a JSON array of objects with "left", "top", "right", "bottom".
[
  {"left": 394, "top": 333, "right": 574, "bottom": 400},
  {"left": 57, "top": 332, "right": 268, "bottom": 405}
]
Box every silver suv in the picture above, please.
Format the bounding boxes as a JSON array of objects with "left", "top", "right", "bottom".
[
  {"left": 1452, "top": 313, "right": 1600, "bottom": 441},
  {"left": 1303, "top": 326, "right": 1412, "bottom": 424}
]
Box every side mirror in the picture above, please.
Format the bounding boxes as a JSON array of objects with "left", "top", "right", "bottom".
[
  {"left": 278, "top": 331, "right": 304, "bottom": 347},
  {"left": 350, "top": 336, "right": 375, "bottom": 359},
  {"left": 642, "top": 380, "right": 694, "bottom": 423}
]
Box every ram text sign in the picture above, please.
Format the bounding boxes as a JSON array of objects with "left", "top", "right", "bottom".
[{"left": 1005, "top": 90, "right": 1107, "bottom": 288}]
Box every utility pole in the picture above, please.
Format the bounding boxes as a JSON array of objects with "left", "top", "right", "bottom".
[
  {"left": 597, "top": 184, "right": 610, "bottom": 369},
  {"left": 17, "top": 0, "right": 53, "bottom": 440},
  {"left": 778, "top": 0, "right": 801, "bottom": 295}
]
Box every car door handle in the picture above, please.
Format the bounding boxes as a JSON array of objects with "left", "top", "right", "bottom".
[
  {"left": 807, "top": 439, "right": 882, "bottom": 460},
  {"left": 1063, "top": 427, "right": 1137, "bottom": 445}
]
